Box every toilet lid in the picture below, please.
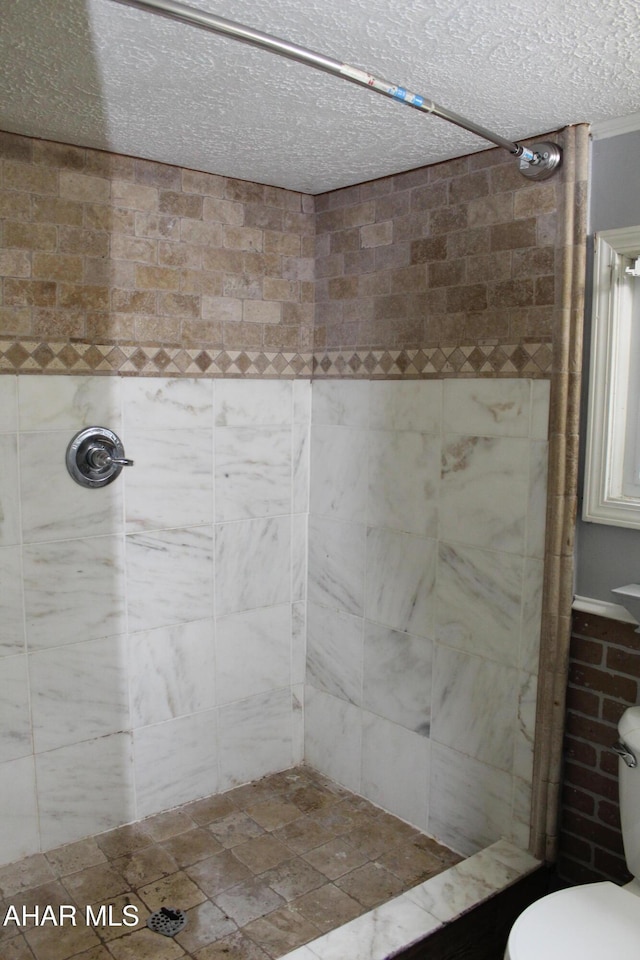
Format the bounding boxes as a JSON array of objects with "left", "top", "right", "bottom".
[{"left": 507, "top": 881, "right": 640, "bottom": 960}]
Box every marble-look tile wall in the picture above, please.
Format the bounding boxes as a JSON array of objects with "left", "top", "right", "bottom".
[
  {"left": 305, "top": 377, "right": 550, "bottom": 856},
  {"left": 0, "top": 373, "right": 309, "bottom": 866}
]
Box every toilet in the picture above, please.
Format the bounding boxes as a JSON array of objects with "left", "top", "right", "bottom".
[{"left": 505, "top": 705, "right": 640, "bottom": 959}]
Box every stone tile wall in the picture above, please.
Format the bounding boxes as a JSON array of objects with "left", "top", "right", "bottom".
[{"left": 0, "top": 131, "right": 314, "bottom": 377}]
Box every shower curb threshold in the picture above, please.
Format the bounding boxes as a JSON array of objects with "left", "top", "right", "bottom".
[{"left": 280, "top": 839, "right": 541, "bottom": 960}]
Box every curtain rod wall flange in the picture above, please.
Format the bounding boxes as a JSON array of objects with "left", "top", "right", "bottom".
[{"left": 108, "top": 0, "right": 562, "bottom": 180}]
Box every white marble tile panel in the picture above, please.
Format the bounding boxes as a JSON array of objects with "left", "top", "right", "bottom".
[
  {"left": 0, "top": 756, "right": 39, "bottom": 866},
  {"left": 0, "top": 655, "right": 31, "bottom": 762},
  {"left": 0, "top": 434, "right": 20, "bottom": 546},
  {"left": 431, "top": 645, "right": 517, "bottom": 771},
  {"left": 435, "top": 541, "right": 523, "bottom": 665},
  {"left": 126, "top": 525, "right": 213, "bottom": 632},
  {"left": 129, "top": 619, "right": 216, "bottom": 727},
  {"left": 428, "top": 742, "right": 513, "bottom": 856},
  {"left": 307, "top": 516, "right": 365, "bottom": 617},
  {"left": 443, "top": 379, "right": 531, "bottom": 437},
  {"left": 215, "top": 426, "right": 291, "bottom": 522},
  {"left": 293, "top": 379, "right": 311, "bottom": 424},
  {"left": 483, "top": 837, "right": 540, "bottom": 875},
  {"left": 293, "top": 893, "right": 442, "bottom": 960},
  {"left": 530, "top": 379, "right": 551, "bottom": 439},
  {"left": 18, "top": 375, "right": 122, "bottom": 432},
  {"left": 0, "top": 376, "right": 17, "bottom": 432},
  {"left": 293, "top": 422, "right": 310, "bottom": 515},
  {"left": 125, "top": 428, "right": 214, "bottom": 532},
  {"left": 310, "top": 425, "right": 368, "bottom": 522},
  {"left": 218, "top": 687, "right": 293, "bottom": 790},
  {"left": 134, "top": 709, "right": 218, "bottom": 819},
  {"left": 292, "top": 601, "right": 306, "bottom": 685},
  {"left": 363, "top": 621, "right": 432, "bottom": 735},
  {"left": 405, "top": 844, "right": 525, "bottom": 922},
  {"left": 0, "top": 545, "right": 25, "bottom": 657},
  {"left": 365, "top": 527, "right": 436, "bottom": 639},
  {"left": 292, "top": 683, "right": 304, "bottom": 766},
  {"left": 306, "top": 602, "right": 363, "bottom": 706},
  {"left": 279, "top": 947, "right": 318, "bottom": 960},
  {"left": 311, "top": 379, "right": 369, "bottom": 427},
  {"left": 30, "top": 636, "right": 129, "bottom": 752},
  {"left": 439, "top": 435, "right": 529, "bottom": 554},
  {"left": 368, "top": 379, "right": 442, "bottom": 434},
  {"left": 20, "top": 432, "right": 124, "bottom": 542},
  {"left": 24, "top": 535, "right": 126, "bottom": 649},
  {"left": 216, "top": 604, "right": 291, "bottom": 706},
  {"left": 122, "top": 376, "right": 213, "bottom": 430},
  {"left": 215, "top": 379, "right": 292, "bottom": 426},
  {"left": 521, "top": 558, "right": 544, "bottom": 673},
  {"left": 304, "top": 686, "right": 361, "bottom": 795},
  {"left": 513, "top": 670, "right": 537, "bottom": 783},
  {"left": 292, "top": 512, "right": 307, "bottom": 603},
  {"left": 510, "top": 777, "right": 534, "bottom": 849},
  {"left": 37, "top": 733, "right": 135, "bottom": 850},
  {"left": 214, "top": 516, "right": 290, "bottom": 617},
  {"left": 367, "top": 430, "right": 439, "bottom": 536},
  {"left": 525, "top": 440, "right": 549, "bottom": 559},
  {"left": 362, "top": 712, "right": 429, "bottom": 829}
]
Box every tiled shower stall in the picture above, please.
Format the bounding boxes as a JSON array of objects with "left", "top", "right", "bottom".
[
  {"left": 0, "top": 123, "right": 586, "bottom": 879},
  {"left": 0, "top": 372, "right": 547, "bottom": 864}
]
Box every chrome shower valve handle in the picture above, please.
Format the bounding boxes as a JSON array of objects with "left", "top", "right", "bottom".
[{"left": 66, "top": 427, "right": 134, "bottom": 488}]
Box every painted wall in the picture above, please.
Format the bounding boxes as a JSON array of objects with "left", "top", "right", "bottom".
[
  {"left": 575, "top": 130, "right": 640, "bottom": 603},
  {"left": 305, "top": 377, "right": 549, "bottom": 856}
]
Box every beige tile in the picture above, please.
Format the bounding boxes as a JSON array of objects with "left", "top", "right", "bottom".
[
  {"left": 207, "top": 812, "right": 264, "bottom": 849},
  {"left": 161, "top": 829, "right": 223, "bottom": 868},
  {"left": 347, "top": 820, "right": 417, "bottom": 860},
  {"left": 213, "top": 877, "right": 284, "bottom": 927},
  {"left": 334, "top": 861, "right": 405, "bottom": 908},
  {"left": 290, "top": 883, "right": 363, "bottom": 932},
  {"left": 232, "top": 836, "right": 293, "bottom": 875},
  {"left": 243, "top": 904, "right": 321, "bottom": 958},
  {"left": 94, "top": 825, "right": 153, "bottom": 863},
  {"left": 45, "top": 840, "right": 107, "bottom": 878},
  {"left": 104, "top": 927, "right": 185, "bottom": 960},
  {"left": 0, "top": 856, "right": 55, "bottom": 898},
  {"left": 61, "top": 865, "right": 127, "bottom": 908},
  {"left": 174, "top": 900, "right": 237, "bottom": 952},
  {"left": 244, "top": 800, "right": 303, "bottom": 832},
  {"left": 185, "top": 850, "right": 251, "bottom": 899},
  {"left": 24, "top": 921, "right": 101, "bottom": 960},
  {"left": 377, "top": 841, "right": 450, "bottom": 884},
  {"left": 3, "top": 935, "right": 38, "bottom": 960},
  {"left": 260, "top": 858, "right": 325, "bottom": 902},
  {"left": 137, "top": 871, "right": 206, "bottom": 911},
  {"left": 142, "top": 811, "right": 197, "bottom": 843},
  {"left": 272, "top": 816, "right": 340, "bottom": 855},
  {"left": 181, "top": 795, "right": 236, "bottom": 826},
  {"left": 193, "top": 930, "right": 271, "bottom": 959},
  {"left": 302, "top": 837, "right": 368, "bottom": 880},
  {"left": 85, "top": 892, "right": 146, "bottom": 941},
  {"left": 112, "top": 846, "right": 179, "bottom": 888},
  {"left": 2, "top": 881, "right": 74, "bottom": 928}
]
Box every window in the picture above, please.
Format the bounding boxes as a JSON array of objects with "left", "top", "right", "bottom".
[{"left": 583, "top": 225, "right": 640, "bottom": 527}]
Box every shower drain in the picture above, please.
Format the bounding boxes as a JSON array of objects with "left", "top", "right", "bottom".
[{"left": 146, "top": 906, "right": 187, "bottom": 937}]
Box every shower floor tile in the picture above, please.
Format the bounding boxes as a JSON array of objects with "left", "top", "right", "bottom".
[{"left": 0, "top": 766, "right": 462, "bottom": 959}]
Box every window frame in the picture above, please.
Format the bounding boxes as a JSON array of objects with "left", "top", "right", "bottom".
[{"left": 583, "top": 225, "right": 640, "bottom": 528}]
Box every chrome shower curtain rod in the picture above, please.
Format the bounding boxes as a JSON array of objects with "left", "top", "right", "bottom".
[{"left": 110, "top": 0, "right": 562, "bottom": 180}]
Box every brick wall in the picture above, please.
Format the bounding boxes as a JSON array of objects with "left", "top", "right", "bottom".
[{"left": 557, "top": 611, "right": 640, "bottom": 884}]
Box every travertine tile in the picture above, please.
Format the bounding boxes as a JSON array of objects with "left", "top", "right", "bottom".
[
  {"left": 290, "top": 883, "right": 364, "bottom": 932},
  {"left": 334, "top": 861, "right": 405, "bottom": 908},
  {"left": 137, "top": 870, "right": 207, "bottom": 911},
  {"left": 302, "top": 838, "right": 368, "bottom": 881}
]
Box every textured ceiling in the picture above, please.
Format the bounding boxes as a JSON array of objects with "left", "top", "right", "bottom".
[{"left": 1, "top": 0, "right": 639, "bottom": 193}]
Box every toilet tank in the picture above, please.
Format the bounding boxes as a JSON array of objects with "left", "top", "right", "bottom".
[{"left": 618, "top": 706, "right": 640, "bottom": 878}]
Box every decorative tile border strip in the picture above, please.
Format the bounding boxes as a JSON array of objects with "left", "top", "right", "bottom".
[
  {"left": 0, "top": 339, "right": 552, "bottom": 378},
  {"left": 313, "top": 342, "right": 553, "bottom": 378}
]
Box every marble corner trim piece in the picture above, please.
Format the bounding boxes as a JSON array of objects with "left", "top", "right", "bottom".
[
  {"left": 280, "top": 839, "right": 541, "bottom": 960},
  {"left": 0, "top": 339, "right": 552, "bottom": 378},
  {"left": 0, "top": 339, "right": 313, "bottom": 378}
]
